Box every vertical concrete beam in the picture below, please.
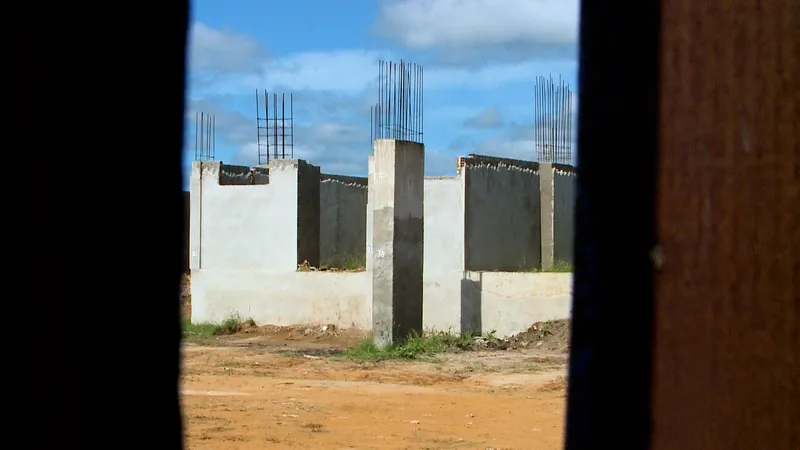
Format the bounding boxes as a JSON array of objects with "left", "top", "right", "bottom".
[
  {"left": 188, "top": 161, "right": 207, "bottom": 271},
  {"left": 539, "top": 163, "right": 555, "bottom": 270},
  {"left": 296, "top": 160, "right": 321, "bottom": 268},
  {"left": 269, "top": 159, "right": 321, "bottom": 269},
  {"left": 366, "top": 155, "right": 375, "bottom": 319},
  {"left": 366, "top": 155, "right": 375, "bottom": 272},
  {"left": 371, "top": 139, "right": 425, "bottom": 349}
]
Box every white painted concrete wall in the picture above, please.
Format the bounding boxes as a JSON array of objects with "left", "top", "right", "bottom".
[
  {"left": 190, "top": 157, "right": 573, "bottom": 338},
  {"left": 553, "top": 168, "right": 576, "bottom": 263},
  {"left": 422, "top": 177, "right": 466, "bottom": 332},
  {"left": 190, "top": 161, "right": 299, "bottom": 272},
  {"left": 320, "top": 178, "right": 367, "bottom": 266},
  {"left": 191, "top": 269, "right": 571, "bottom": 338},
  {"left": 191, "top": 270, "right": 371, "bottom": 329},
  {"left": 478, "top": 272, "right": 573, "bottom": 337}
]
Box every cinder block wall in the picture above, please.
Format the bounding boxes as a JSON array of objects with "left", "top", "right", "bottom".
[
  {"left": 296, "top": 161, "right": 321, "bottom": 268},
  {"left": 553, "top": 164, "right": 576, "bottom": 264},
  {"left": 320, "top": 174, "right": 367, "bottom": 267},
  {"left": 462, "top": 155, "right": 542, "bottom": 271}
]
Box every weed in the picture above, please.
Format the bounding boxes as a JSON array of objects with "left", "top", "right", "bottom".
[
  {"left": 320, "top": 253, "right": 367, "bottom": 271},
  {"left": 182, "top": 313, "right": 253, "bottom": 340},
  {"left": 547, "top": 259, "right": 573, "bottom": 273},
  {"left": 341, "top": 329, "right": 490, "bottom": 361},
  {"left": 341, "top": 253, "right": 366, "bottom": 270},
  {"left": 523, "top": 259, "right": 573, "bottom": 273}
]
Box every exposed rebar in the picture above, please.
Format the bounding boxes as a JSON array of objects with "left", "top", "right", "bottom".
[
  {"left": 534, "top": 75, "right": 573, "bottom": 164},
  {"left": 371, "top": 60, "right": 424, "bottom": 148},
  {"left": 194, "top": 112, "right": 216, "bottom": 161},
  {"left": 255, "top": 90, "right": 294, "bottom": 166}
]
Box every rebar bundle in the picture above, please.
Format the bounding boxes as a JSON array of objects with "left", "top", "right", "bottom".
[
  {"left": 371, "top": 59, "right": 424, "bottom": 146},
  {"left": 534, "top": 75, "right": 573, "bottom": 164},
  {"left": 255, "top": 90, "right": 294, "bottom": 166},
  {"left": 194, "top": 112, "right": 216, "bottom": 161}
]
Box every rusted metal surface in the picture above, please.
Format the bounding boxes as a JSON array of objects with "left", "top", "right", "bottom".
[{"left": 653, "top": 0, "right": 799, "bottom": 448}]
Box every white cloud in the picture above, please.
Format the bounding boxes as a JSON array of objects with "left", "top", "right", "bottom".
[
  {"left": 234, "top": 136, "right": 370, "bottom": 176},
  {"left": 199, "top": 50, "right": 392, "bottom": 96},
  {"left": 194, "top": 50, "right": 576, "bottom": 97},
  {"left": 183, "top": 21, "right": 581, "bottom": 176},
  {"left": 426, "top": 59, "right": 576, "bottom": 90},
  {"left": 376, "top": 0, "right": 579, "bottom": 50},
  {"left": 475, "top": 135, "right": 537, "bottom": 161},
  {"left": 463, "top": 106, "right": 503, "bottom": 129},
  {"left": 188, "top": 23, "right": 266, "bottom": 72}
]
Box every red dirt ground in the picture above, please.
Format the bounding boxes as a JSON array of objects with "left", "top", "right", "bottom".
[{"left": 182, "top": 326, "right": 569, "bottom": 449}]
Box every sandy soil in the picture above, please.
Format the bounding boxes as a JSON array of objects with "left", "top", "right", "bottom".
[{"left": 181, "top": 328, "right": 568, "bottom": 449}]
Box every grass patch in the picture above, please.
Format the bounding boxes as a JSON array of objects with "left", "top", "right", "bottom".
[
  {"left": 545, "top": 259, "right": 573, "bottom": 272},
  {"left": 320, "top": 253, "right": 367, "bottom": 271},
  {"left": 341, "top": 329, "right": 494, "bottom": 361},
  {"left": 182, "top": 313, "right": 253, "bottom": 340},
  {"left": 522, "top": 259, "right": 573, "bottom": 273},
  {"left": 340, "top": 253, "right": 366, "bottom": 270}
]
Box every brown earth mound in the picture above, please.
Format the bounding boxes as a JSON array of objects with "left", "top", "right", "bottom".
[{"left": 485, "top": 319, "right": 571, "bottom": 353}]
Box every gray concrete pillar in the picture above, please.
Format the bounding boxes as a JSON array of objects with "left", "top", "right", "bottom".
[
  {"left": 296, "top": 160, "right": 321, "bottom": 268},
  {"left": 539, "top": 163, "right": 555, "bottom": 270},
  {"left": 370, "top": 139, "right": 425, "bottom": 349},
  {"left": 269, "top": 159, "right": 320, "bottom": 269}
]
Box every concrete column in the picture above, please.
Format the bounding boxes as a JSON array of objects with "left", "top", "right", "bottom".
[
  {"left": 188, "top": 161, "right": 208, "bottom": 271},
  {"left": 370, "top": 139, "right": 425, "bottom": 349},
  {"left": 539, "top": 163, "right": 555, "bottom": 270},
  {"left": 365, "top": 155, "right": 374, "bottom": 313},
  {"left": 365, "top": 155, "right": 374, "bottom": 273},
  {"left": 269, "top": 159, "right": 321, "bottom": 269},
  {"left": 296, "top": 161, "right": 321, "bottom": 268}
]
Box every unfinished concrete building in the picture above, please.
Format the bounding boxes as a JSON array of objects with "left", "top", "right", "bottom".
[{"left": 188, "top": 140, "right": 576, "bottom": 338}]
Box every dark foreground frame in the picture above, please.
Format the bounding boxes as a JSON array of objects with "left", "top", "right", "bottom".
[
  {"left": 567, "top": 0, "right": 799, "bottom": 449},
  {"left": 19, "top": 0, "right": 798, "bottom": 449}
]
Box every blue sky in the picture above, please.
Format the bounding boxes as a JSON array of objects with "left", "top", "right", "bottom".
[{"left": 184, "top": 0, "right": 580, "bottom": 183}]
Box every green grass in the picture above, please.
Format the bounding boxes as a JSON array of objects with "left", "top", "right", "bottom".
[
  {"left": 522, "top": 259, "right": 573, "bottom": 273},
  {"left": 340, "top": 253, "right": 367, "bottom": 270},
  {"left": 181, "top": 313, "right": 251, "bottom": 340},
  {"left": 545, "top": 259, "right": 573, "bottom": 273},
  {"left": 341, "top": 329, "right": 496, "bottom": 361},
  {"left": 320, "top": 253, "right": 367, "bottom": 271}
]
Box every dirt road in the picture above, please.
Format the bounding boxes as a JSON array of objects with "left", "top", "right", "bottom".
[{"left": 181, "top": 327, "right": 568, "bottom": 449}]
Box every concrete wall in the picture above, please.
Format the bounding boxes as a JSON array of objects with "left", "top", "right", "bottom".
[
  {"left": 191, "top": 270, "right": 371, "bottom": 329},
  {"left": 190, "top": 269, "right": 571, "bottom": 338},
  {"left": 370, "top": 139, "right": 425, "bottom": 346},
  {"left": 463, "top": 156, "right": 542, "bottom": 271},
  {"left": 553, "top": 165, "right": 576, "bottom": 263},
  {"left": 189, "top": 150, "right": 576, "bottom": 337},
  {"left": 320, "top": 174, "right": 367, "bottom": 267},
  {"left": 189, "top": 160, "right": 318, "bottom": 273},
  {"left": 421, "top": 177, "right": 468, "bottom": 332},
  {"left": 183, "top": 191, "right": 189, "bottom": 272},
  {"left": 366, "top": 174, "right": 471, "bottom": 333},
  {"left": 297, "top": 162, "right": 321, "bottom": 267},
  {"left": 478, "top": 272, "right": 572, "bottom": 337}
]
